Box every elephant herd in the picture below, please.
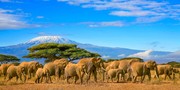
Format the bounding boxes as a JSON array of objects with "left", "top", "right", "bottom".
[{"left": 0, "top": 58, "right": 179, "bottom": 84}]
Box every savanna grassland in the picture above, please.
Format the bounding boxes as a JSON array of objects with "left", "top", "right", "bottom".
[{"left": 0, "top": 71, "right": 180, "bottom": 90}]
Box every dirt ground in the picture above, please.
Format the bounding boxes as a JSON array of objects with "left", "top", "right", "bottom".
[
  {"left": 0, "top": 80, "right": 180, "bottom": 90},
  {"left": 1, "top": 72, "right": 180, "bottom": 90}
]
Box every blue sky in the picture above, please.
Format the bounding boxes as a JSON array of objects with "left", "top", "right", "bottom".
[{"left": 0, "top": 0, "right": 180, "bottom": 52}]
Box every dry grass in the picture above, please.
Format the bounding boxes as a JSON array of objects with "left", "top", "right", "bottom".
[{"left": 0, "top": 72, "right": 180, "bottom": 90}]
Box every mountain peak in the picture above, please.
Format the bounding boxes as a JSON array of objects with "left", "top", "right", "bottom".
[{"left": 25, "top": 35, "right": 75, "bottom": 44}]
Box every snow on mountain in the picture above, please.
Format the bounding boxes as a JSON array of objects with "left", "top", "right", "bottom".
[{"left": 25, "top": 36, "right": 77, "bottom": 44}]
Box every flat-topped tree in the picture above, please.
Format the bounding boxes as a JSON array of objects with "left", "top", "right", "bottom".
[
  {"left": 23, "top": 43, "right": 100, "bottom": 63},
  {"left": 0, "top": 54, "right": 20, "bottom": 64}
]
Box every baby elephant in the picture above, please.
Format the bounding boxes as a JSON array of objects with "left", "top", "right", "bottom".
[
  {"left": 35, "top": 68, "right": 45, "bottom": 83},
  {"left": 106, "top": 68, "right": 125, "bottom": 83},
  {"left": 6, "top": 65, "right": 26, "bottom": 83}
]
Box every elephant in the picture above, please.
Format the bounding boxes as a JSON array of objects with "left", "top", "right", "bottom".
[
  {"left": 156, "top": 64, "right": 174, "bottom": 80},
  {"left": 0, "top": 63, "right": 13, "bottom": 80},
  {"left": 107, "top": 58, "right": 142, "bottom": 71},
  {"left": 19, "top": 61, "right": 40, "bottom": 79},
  {"left": 128, "top": 60, "right": 159, "bottom": 83},
  {"left": 6, "top": 65, "right": 26, "bottom": 83},
  {"left": 173, "top": 68, "right": 180, "bottom": 79},
  {"left": 64, "top": 62, "right": 86, "bottom": 84},
  {"left": 43, "top": 59, "right": 68, "bottom": 83},
  {"left": 77, "top": 57, "right": 105, "bottom": 83},
  {"left": 101, "top": 62, "right": 112, "bottom": 81},
  {"left": 106, "top": 68, "right": 125, "bottom": 83},
  {"left": 104, "top": 62, "right": 113, "bottom": 69},
  {"left": 35, "top": 68, "right": 46, "bottom": 83},
  {"left": 107, "top": 59, "right": 141, "bottom": 81}
]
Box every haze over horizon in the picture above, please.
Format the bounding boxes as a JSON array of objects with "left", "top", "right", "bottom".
[{"left": 0, "top": 0, "right": 180, "bottom": 52}]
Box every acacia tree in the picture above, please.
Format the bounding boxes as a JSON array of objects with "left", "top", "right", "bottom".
[
  {"left": 23, "top": 43, "right": 100, "bottom": 63},
  {"left": 0, "top": 54, "right": 20, "bottom": 64}
]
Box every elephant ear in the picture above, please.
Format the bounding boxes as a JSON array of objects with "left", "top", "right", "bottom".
[
  {"left": 81, "top": 65, "right": 87, "bottom": 73},
  {"left": 91, "top": 58, "right": 97, "bottom": 63},
  {"left": 62, "top": 63, "right": 67, "bottom": 68},
  {"left": 87, "top": 62, "right": 95, "bottom": 72},
  {"left": 35, "top": 62, "right": 39, "bottom": 67},
  {"left": 91, "top": 57, "right": 102, "bottom": 63}
]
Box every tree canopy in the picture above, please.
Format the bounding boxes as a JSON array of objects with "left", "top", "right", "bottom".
[
  {"left": 105, "top": 57, "right": 144, "bottom": 62},
  {"left": 0, "top": 54, "right": 20, "bottom": 64},
  {"left": 23, "top": 43, "right": 100, "bottom": 63}
]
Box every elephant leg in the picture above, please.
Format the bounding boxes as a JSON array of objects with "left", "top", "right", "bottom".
[
  {"left": 35, "top": 77, "right": 38, "bottom": 83},
  {"left": 81, "top": 72, "right": 85, "bottom": 84},
  {"left": 40, "top": 76, "right": 43, "bottom": 83},
  {"left": 18, "top": 74, "right": 22, "bottom": 82},
  {"left": 46, "top": 73, "right": 51, "bottom": 83},
  {"left": 102, "top": 71, "right": 105, "bottom": 82},
  {"left": 36, "top": 77, "right": 39, "bottom": 83},
  {"left": 86, "top": 72, "right": 91, "bottom": 83},
  {"left": 74, "top": 76, "right": 79, "bottom": 84},
  {"left": 93, "top": 70, "right": 97, "bottom": 83},
  {"left": 45, "top": 76, "right": 48, "bottom": 83},
  {"left": 133, "top": 75, "right": 138, "bottom": 83},
  {"left": 4, "top": 73, "right": 6, "bottom": 80},
  {"left": 141, "top": 75, "right": 146, "bottom": 83},
  {"left": 168, "top": 74, "right": 172, "bottom": 80},
  {"left": 48, "top": 76, "right": 52, "bottom": 83},
  {"left": 16, "top": 76, "right": 18, "bottom": 82},
  {"left": 164, "top": 74, "right": 167, "bottom": 80},
  {"left": 172, "top": 73, "right": 175, "bottom": 80},
  {"left": 106, "top": 75, "right": 109, "bottom": 83},
  {"left": 117, "top": 74, "right": 120, "bottom": 83},
  {"left": 148, "top": 74, "right": 151, "bottom": 81},
  {"left": 55, "top": 70, "right": 60, "bottom": 81},
  {"left": 28, "top": 71, "right": 31, "bottom": 79},
  {"left": 6, "top": 75, "right": 12, "bottom": 82},
  {"left": 23, "top": 74, "right": 26, "bottom": 83},
  {"left": 38, "top": 77, "right": 41, "bottom": 83},
  {"left": 121, "top": 74, "right": 125, "bottom": 81},
  {"left": 66, "top": 76, "right": 70, "bottom": 84},
  {"left": 110, "top": 76, "right": 113, "bottom": 83},
  {"left": 127, "top": 72, "right": 133, "bottom": 81}
]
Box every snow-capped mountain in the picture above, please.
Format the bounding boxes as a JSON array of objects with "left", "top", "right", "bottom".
[
  {"left": 25, "top": 36, "right": 77, "bottom": 45},
  {"left": 0, "top": 35, "right": 175, "bottom": 63}
]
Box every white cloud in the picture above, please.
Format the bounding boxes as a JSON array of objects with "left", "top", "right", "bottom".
[
  {"left": 0, "top": 8, "right": 29, "bottom": 29},
  {"left": 81, "top": 21, "right": 124, "bottom": 27},
  {"left": 128, "top": 50, "right": 153, "bottom": 59},
  {"left": 0, "top": 0, "right": 11, "bottom": 2},
  {"left": 149, "top": 51, "right": 180, "bottom": 63},
  {"left": 57, "top": 0, "right": 92, "bottom": 5},
  {"left": 0, "top": 8, "right": 39, "bottom": 30},
  {"left": 110, "top": 10, "right": 162, "bottom": 17},
  {"left": 118, "top": 54, "right": 126, "bottom": 57},
  {"left": 102, "top": 55, "right": 110, "bottom": 59},
  {"left": 164, "top": 51, "right": 180, "bottom": 60},
  {"left": 0, "top": 0, "right": 22, "bottom": 3},
  {"left": 58, "top": 0, "right": 180, "bottom": 23},
  {"left": 36, "top": 16, "right": 44, "bottom": 19},
  {"left": 135, "top": 16, "right": 165, "bottom": 23}
]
